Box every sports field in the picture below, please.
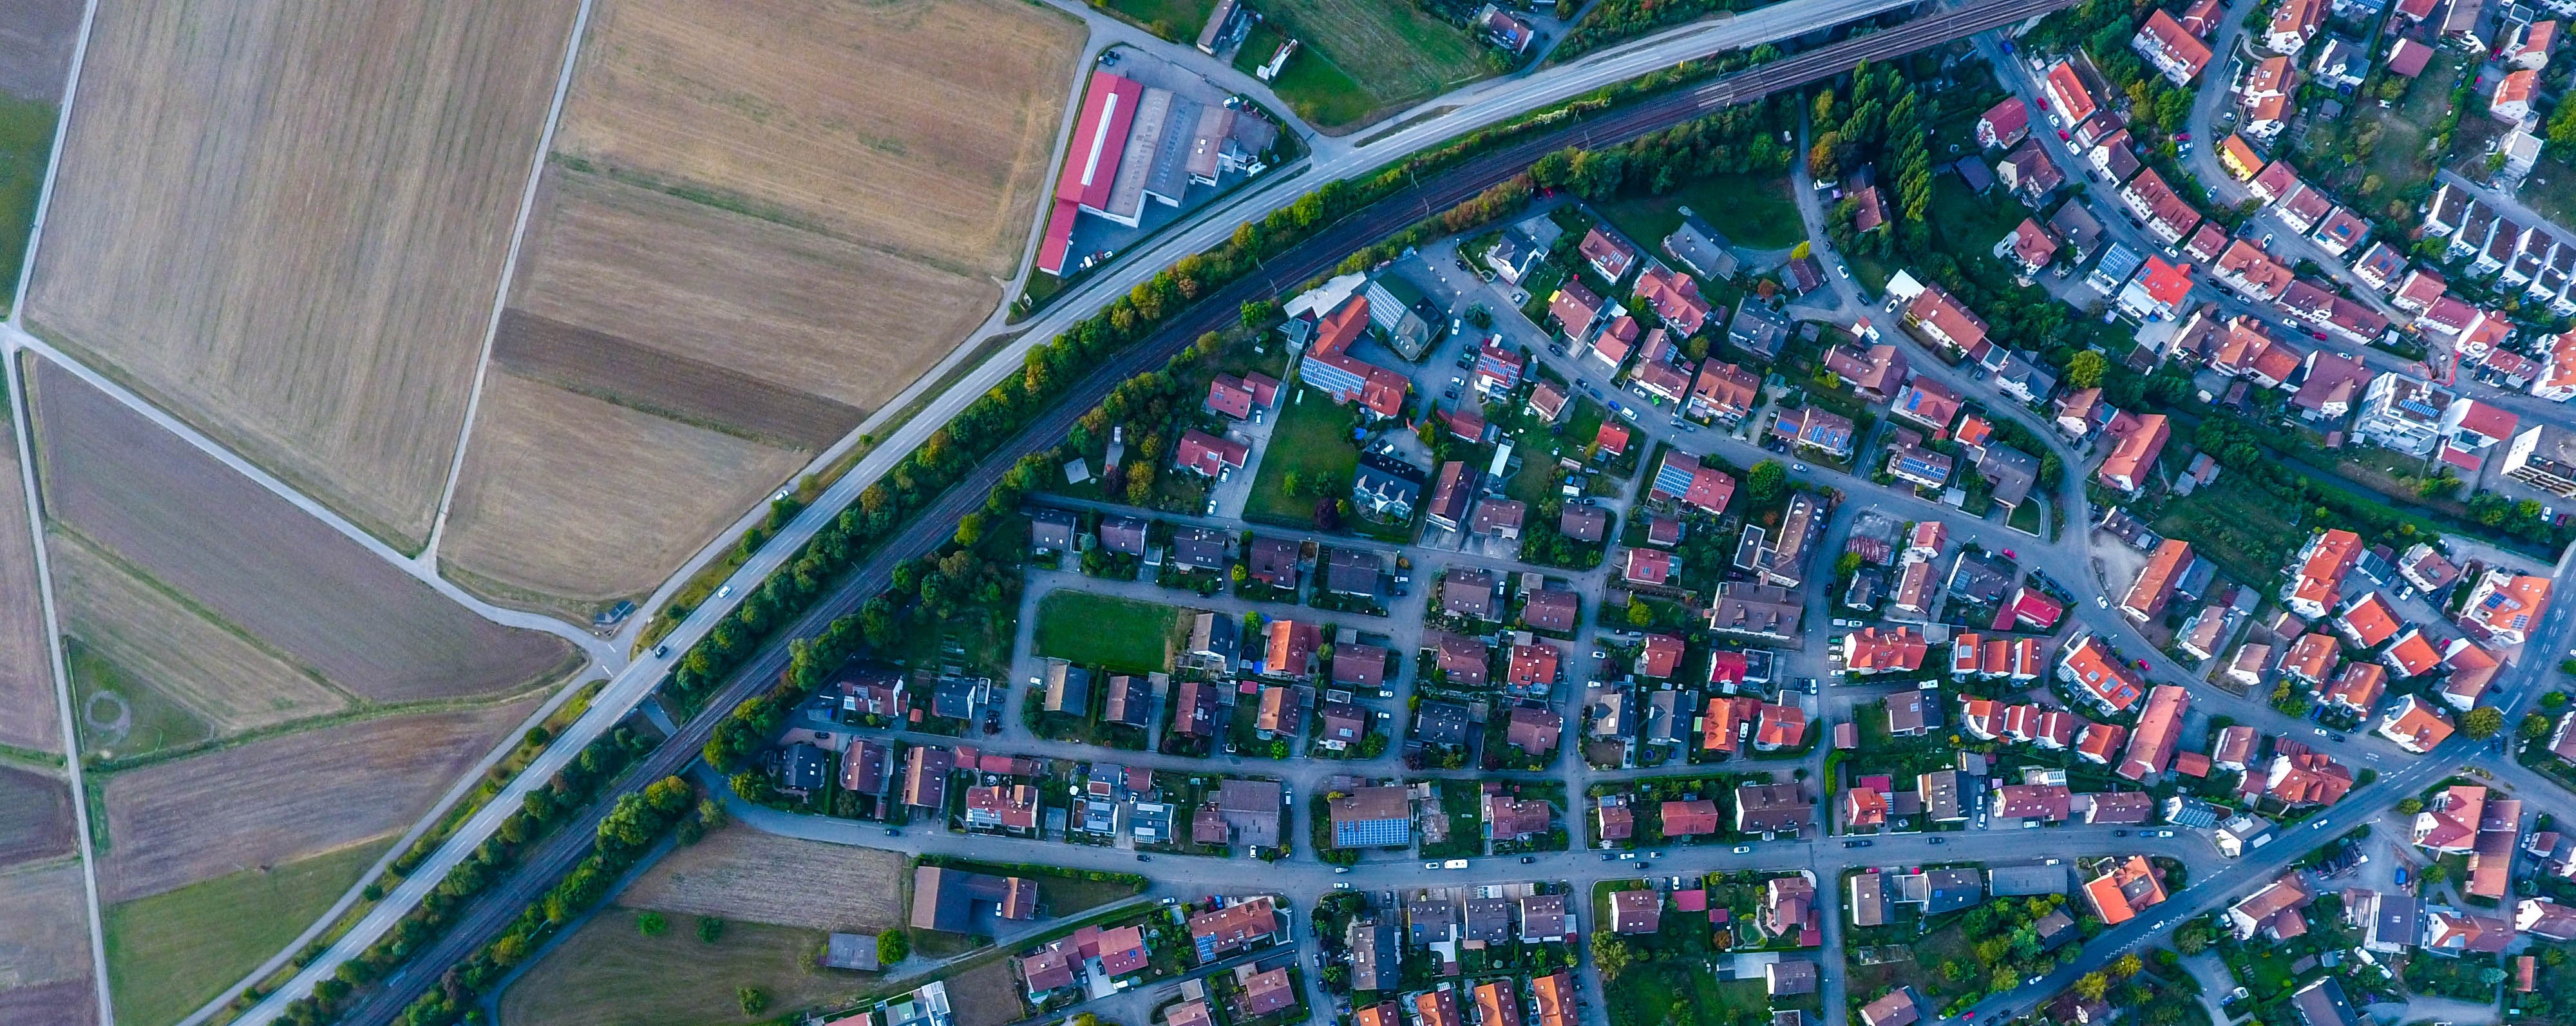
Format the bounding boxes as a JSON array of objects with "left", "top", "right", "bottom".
[
  {"left": 31, "top": 362, "right": 579, "bottom": 704},
  {"left": 23, "top": 0, "right": 582, "bottom": 547},
  {"left": 1033, "top": 591, "right": 1185, "bottom": 672},
  {"left": 499, "top": 910, "right": 867, "bottom": 1026},
  {"left": 95, "top": 698, "right": 537, "bottom": 903},
  {"left": 102, "top": 839, "right": 388, "bottom": 1026},
  {"left": 0, "top": 859, "right": 95, "bottom": 1024},
  {"left": 617, "top": 826, "right": 907, "bottom": 931}
]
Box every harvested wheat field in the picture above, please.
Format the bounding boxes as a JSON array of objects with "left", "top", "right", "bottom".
[
  {"left": 30, "top": 362, "right": 578, "bottom": 703},
  {"left": 0, "top": 763, "right": 72, "bottom": 867},
  {"left": 618, "top": 826, "right": 907, "bottom": 931},
  {"left": 440, "top": 372, "right": 810, "bottom": 611},
  {"left": 48, "top": 533, "right": 348, "bottom": 738},
  {"left": 0, "top": 0, "right": 82, "bottom": 102},
  {"left": 0, "top": 859, "right": 96, "bottom": 1024},
  {"left": 0, "top": 412, "right": 57, "bottom": 754},
  {"left": 556, "top": 0, "right": 1081, "bottom": 278},
  {"left": 96, "top": 697, "right": 538, "bottom": 902},
  {"left": 501, "top": 167, "right": 988, "bottom": 437},
  {"left": 23, "top": 0, "right": 580, "bottom": 547}
]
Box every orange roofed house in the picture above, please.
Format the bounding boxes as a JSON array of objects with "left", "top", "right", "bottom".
[
  {"left": 2082, "top": 855, "right": 2168, "bottom": 925},
  {"left": 1300, "top": 297, "right": 1410, "bottom": 420}
]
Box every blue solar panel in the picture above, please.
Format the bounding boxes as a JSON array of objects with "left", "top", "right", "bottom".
[{"left": 1334, "top": 818, "right": 1410, "bottom": 848}]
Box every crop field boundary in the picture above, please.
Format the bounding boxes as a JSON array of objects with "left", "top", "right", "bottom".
[
  {"left": 49, "top": 524, "right": 357, "bottom": 704},
  {"left": 77, "top": 657, "right": 584, "bottom": 779}
]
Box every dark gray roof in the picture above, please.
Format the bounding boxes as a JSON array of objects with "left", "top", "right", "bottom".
[{"left": 1416, "top": 700, "right": 1471, "bottom": 745}]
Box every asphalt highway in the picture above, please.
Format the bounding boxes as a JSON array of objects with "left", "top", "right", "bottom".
[{"left": 290, "top": 3, "right": 2087, "bottom": 1023}]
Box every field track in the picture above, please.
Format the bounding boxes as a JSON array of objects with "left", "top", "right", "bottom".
[
  {"left": 439, "top": 372, "right": 810, "bottom": 608},
  {"left": 23, "top": 0, "right": 582, "bottom": 546},
  {"left": 616, "top": 827, "right": 906, "bottom": 931},
  {"left": 32, "top": 361, "right": 579, "bottom": 704},
  {"left": 0, "top": 408, "right": 57, "bottom": 752},
  {"left": 98, "top": 697, "right": 540, "bottom": 902},
  {"left": 0, "top": 763, "right": 71, "bottom": 866},
  {"left": 0, "top": 0, "right": 82, "bottom": 102}
]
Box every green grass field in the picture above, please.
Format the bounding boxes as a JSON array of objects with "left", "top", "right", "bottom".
[
  {"left": 498, "top": 909, "right": 867, "bottom": 1026},
  {"left": 1257, "top": 0, "right": 1492, "bottom": 129},
  {"left": 1101, "top": 0, "right": 1220, "bottom": 41},
  {"left": 105, "top": 839, "right": 390, "bottom": 1026},
  {"left": 1245, "top": 386, "right": 1362, "bottom": 526},
  {"left": 68, "top": 640, "right": 213, "bottom": 762},
  {"left": 1032, "top": 591, "right": 1184, "bottom": 672},
  {"left": 1593, "top": 170, "right": 1804, "bottom": 252},
  {"left": 2150, "top": 474, "right": 2302, "bottom": 591},
  {"left": 0, "top": 96, "right": 57, "bottom": 316},
  {"left": 1607, "top": 962, "right": 1779, "bottom": 1026}
]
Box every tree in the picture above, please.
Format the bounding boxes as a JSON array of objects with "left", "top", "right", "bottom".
[
  {"left": 739, "top": 987, "right": 770, "bottom": 1016},
  {"left": 2074, "top": 971, "right": 2110, "bottom": 1002},
  {"left": 2067, "top": 350, "right": 2107, "bottom": 390},
  {"left": 2525, "top": 713, "right": 2555, "bottom": 739},
  {"left": 1748, "top": 460, "right": 1786, "bottom": 502},
  {"left": 2421, "top": 862, "right": 2450, "bottom": 884},
  {"left": 698, "top": 916, "right": 726, "bottom": 944},
  {"left": 637, "top": 911, "right": 668, "bottom": 937},
  {"left": 2397, "top": 797, "right": 2424, "bottom": 815},
  {"left": 2462, "top": 706, "right": 2506, "bottom": 739},
  {"left": 1590, "top": 934, "right": 1633, "bottom": 980},
  {"left": 2111, "top": 953, "right": 2143, "bottom": 980},
  {"left": 879, "top": 929, "right": 911, "bottom": 965},
  {"left": 1627, "top": 601, "right": 1656, "bottom": 627}
]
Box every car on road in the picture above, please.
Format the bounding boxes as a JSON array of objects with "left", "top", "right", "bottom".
[
  {"left": 2314, "top": 727, "right": 2328, "bottom": 736},
  {"left": 1137, "top": 854, "right": 1151, "bottom": 861},
  {"left": 1929, "top": 837, "right": 1947, "bottom": 845},
  {"left": 2002, "top": 549, "right": 2015, "bottom": 559},
  {"left": 1334, "top": 866, "right": 1350, "bottom": 873},
  {"left": 1425, "top": 861, "right": 1442, "bottom": 869},
  {"left": 2095, "top": 596, "right": 2110, "bottom": 608},
  {"left": 1732, "top": 845, "right": 1752, "bottom": 853},
  {"left": 1792, "top": 463, "right": 1809, "bottom": 472},
  {"left": 715, "top": 584, "right": 734, "bottom": 600},
  {"left": 1334, "top": 881, "right": 1352, "bottom": 889},
  {"left": 885, "top": 828, "right": 902, "bottom": 836},
  {"left": 2114, "top": 829, "right": 2128, "bottom": 837},
  {"left": 1837, "top": 265, "right": 1851, "bottom": 279},
  {"left": 1520, "top": 855, "right": 1536, "bottom": 863},
  {"left": 1618, "top": 852, "right": 1638, "bottom": 860},
  {"left": 1842, "top": 840, "right": 1872, "bottom": 848},
  {"left": 652, "top": 644, "right": 670, "bottom": 659}
]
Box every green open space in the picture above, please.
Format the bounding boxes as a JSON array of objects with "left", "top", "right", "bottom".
[
  {"left": 498, "top": 909, "right": 868, "bottom": 1026},
  {"left": 1101, "top": 0, "right": 1220, "bottom": 41},
  {"left": 1606, "top": 965, "right": 1779, "bottom": 1026},
  {"left": 106, "top": 839, "right": 391, "bottom": 1026},
  {"left": 0, "top": 96, "right": 55, "bottom": 316},
  {"left": 2148, "top": 471, "right": 2303, "bottom": 590},
  {"left": 2296, "top": 50, "right": 2467, "bottom": 221},
  {"left": 1255, "top": 0, "right": 1492, "bottom": 130},
  {"left": 1593, "top": 171, "right": 1804, "bottom": 253},
  {"left": 1245, "top": 386, "right": 1363, "bottom": 526},
  {"left": 68, "top": 640, "right": 213, "bottom": 763},
  {"left": 1032, "top": 591, "right": 1184, "bottom": 672}
]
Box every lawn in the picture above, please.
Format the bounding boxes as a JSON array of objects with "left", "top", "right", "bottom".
[
  {"left": 0, "top": 96, "right": 55, "bottom": 316},
  {"left": 1593, "top": 171, "right": 1804, "bottom": 254},
  {"left": 2149, "top": 474, "right": 2303, "bottom": 591},
  {"left": 498, "top": 909, "right": 868, "bottom": 1026},
  {"left": 1245, "top": 386, "right": 1361, "bottom": 526},
  {"left": 2515, "top": 153, "right": 2576, "bottom": 232},
  {"left": 1256, "top": 0, "right": 1492, "bottom": 130},
  {"left": 1032, "top": 590, "right": 1184, "bottom": 672},
  {"left": 1102, "top": 0, "right": 1219, "bottom": 41},
  {"left": 1925, "top": 173, "right": 2028, "bottom": 263},
  {"left": 2298, "top": 52, "right": 2466, "bottom": 220},
  {"left": 1607, "top": 961, "right": 1781, "bottom": 1026},
  {"left": 105, "top": 838, "right": 390, "bottom": 1026}
]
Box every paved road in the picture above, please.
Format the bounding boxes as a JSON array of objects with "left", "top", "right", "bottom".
[{"left": 271, "top": 5, "right": 2088, "bottom": 1022}]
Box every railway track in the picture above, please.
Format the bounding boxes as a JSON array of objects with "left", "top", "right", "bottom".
[{"left": 329, "top": 2, "right": 2076, "bottom": 1020}]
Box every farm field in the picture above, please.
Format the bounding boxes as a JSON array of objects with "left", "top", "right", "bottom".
[
  {"left": 30, "top": 362, "right": 580, "bottom": 705},
  {"left": 1032, "top": 591, "right": 1184, "bottom": 672},
  {"left": 946, "top": 958, "right": 1026, "bottom": 1026},
  {"left": 498, "top": 909, "right": 867, "bottom": 1026},
  {"left": 48, "top": 532, "right": 348, "bottom": 745},
  {"left": 0, "top": 0, "right": 81, "bottom": 315},
  {"left": 451, "top": 0, "right": 1084, "bottom": 613},
  {"left": 0, "top": 763, "right": 73, "bottom": 866},
  {"left": 23, "top": 0, "right": 582, "bottom": 548},
  {"left": 65, "top": 641, "right": 211, "bottom": 761},
  {"left": 95, "top": 698, "right": 538, "bottom": 903},
  {"left": 1258, "top": 0, "right": 1490, "bottom": 129},
  {"left": 437, "top": 368, "right": 809, "bottom": 614},
  {"left": 0, "top": 407, "right": 57, "bottom": 754},
  {"left": 0, "top": 859, "right": 97, "bottom": 1025},
  {"left": 616, "top": 826, "right": 908, "bottom": 932},
  {"left": 553, "top": 0, "right": 1081, "bottom": 281},
  {"left": 0, "top": 0, "right": 82, "bottom": 100},
  {"left": 102, "top": 839, "right": 389, "bottom": 1026}
]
